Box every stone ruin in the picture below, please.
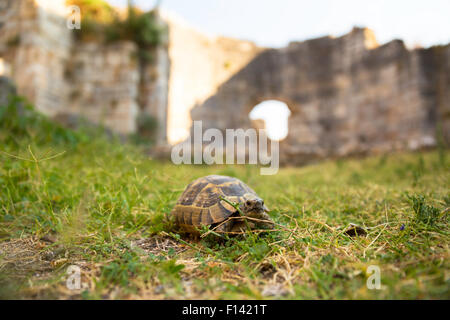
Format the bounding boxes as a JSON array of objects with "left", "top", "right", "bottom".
[
  {"left": 192, "top": 28, "right": 450, "bottom": 164},
  {"left": 0, "top": 0, "right": 449, "bottom": 165},
  {"left": 0, "top": 0, "right": 261, "bottom": 146}
]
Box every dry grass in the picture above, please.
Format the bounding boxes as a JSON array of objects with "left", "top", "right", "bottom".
[{"left": 0, "top": 98, "right": 448, "bottom": 299}]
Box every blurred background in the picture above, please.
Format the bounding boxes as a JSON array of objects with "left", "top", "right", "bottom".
[{"left": 0, "top": 0, "right": 449, "bottom": 164}]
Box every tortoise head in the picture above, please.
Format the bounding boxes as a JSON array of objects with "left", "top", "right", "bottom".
[{"left": 240, "top": 193, "right": 272, "bottom": 226}]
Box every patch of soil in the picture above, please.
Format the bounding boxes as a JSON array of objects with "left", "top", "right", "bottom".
[
  {"left": 0, "top": 237, "right": 54, "bottom": 278},
  {"left": 131, "top": 235, "right": 187, "bottom": 256}
]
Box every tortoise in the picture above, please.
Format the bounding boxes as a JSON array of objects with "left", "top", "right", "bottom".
[{"left": 172, "top": 175, "right": 273, "bottom": 235}]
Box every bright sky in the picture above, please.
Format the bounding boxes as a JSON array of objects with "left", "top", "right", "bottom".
[{"left": 107, "top": 0, "right": 450, "bottom": 48}]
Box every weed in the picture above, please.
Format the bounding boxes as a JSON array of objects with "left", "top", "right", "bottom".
[
  {"left": 0, "top": 94, "right": 449, "bottom": 299},
  {"left": 407, "top": 194, "right": 442, "bottom": 226}
]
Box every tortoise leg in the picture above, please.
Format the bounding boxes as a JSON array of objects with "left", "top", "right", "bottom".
[
  {"left": 215, "top": 219, "right": 260, "bottom": 236},
  {"left": 257, "top": 212, "right": 274, "bottom": 228},
  {"left": 189, "top": 232, "right": 200, "bottom": 241},
  {"left": 230, "top": 220, "right": 257, "bottom": 234},
  {"left": 214, "top": 219, "right": 234, "bottom": 235},
  {"left": 230, "top": 221, "right": 246, "bottom": 234}
]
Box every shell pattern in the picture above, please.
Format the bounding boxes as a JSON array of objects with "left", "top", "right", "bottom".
[{"left": 172, "top": 175, "right": 259, "bottom": 233}]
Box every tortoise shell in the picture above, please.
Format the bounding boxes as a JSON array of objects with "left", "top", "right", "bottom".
[{"left": 172, "top": 175, "right": 259, "bottom": 233}]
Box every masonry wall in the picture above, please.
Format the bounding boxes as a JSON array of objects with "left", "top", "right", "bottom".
[
  {"left": 191, "top": 28, "right": 449, "bottom": 164},
  {"left": 428, "top": 45, "right": 450, "bottom": 144},
  {"left": 0, "top": 1, "right": 262, "bottom": 141},
  {"left": 1, "top": 1, "right": 448, "bottom": 162},
  {"left": 66, "top": 42, "right": 140, "bottom": 135},
  {"left": 138, "top": 13, "right": 170, "bottom": 146},
  {"left": 0, "top": 0, "right": 154, "bottom": 135},
  {"left": 0, "top": 0, "right": 71, "bottom": 116}
]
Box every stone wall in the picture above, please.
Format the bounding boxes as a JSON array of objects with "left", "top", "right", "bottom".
[
  {"left": 1, "top": 1, "right": 448, "bottom": 162},
  {"left": 138, "top": 13, "right": 170, "bottom": 145},
  {"left": 0, "top": 1, "right": 262, "bottom": 142},
  {"left": 428, "top": 45, "right": 450, "bottom": 144},
  {"left": 66, "top": 41, "right": 140, "bottom": 135},
  {"left": 191, "top": 28, "right": 449, "bottom": 164},
  {"left": 162, "top": 12, "right": 262, "bottom": 144},
  {"left": 0, "top": 0, "right": 71, "bottom": 116}
]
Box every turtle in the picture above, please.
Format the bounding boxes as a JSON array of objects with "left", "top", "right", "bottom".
[{"left": 172, "top": 175, "right": 273, "bottom": 235}]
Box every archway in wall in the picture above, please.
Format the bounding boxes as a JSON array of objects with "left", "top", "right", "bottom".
[{"left": 249, "top": 100, "right": 291, "bottom": 141}]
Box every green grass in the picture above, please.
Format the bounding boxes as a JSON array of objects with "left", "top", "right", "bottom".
[{"left": 0, "top": 96, "right": 449, "bottom": 299}]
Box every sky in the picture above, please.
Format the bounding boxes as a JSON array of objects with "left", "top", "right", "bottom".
[
  {"left": 107, "top": 0, "right": 450, "bottom": 48},
  {"left": 249, "top": 101, "right": 291, "bottom": 141}
]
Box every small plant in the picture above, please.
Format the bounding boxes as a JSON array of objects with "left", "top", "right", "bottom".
[
  {"left": 6, "top": 35, "right": 21, "bottom": 47},
  {"left": 99, "top": 251, "right": 143, "bottom": 287},
  {"left": 136, "top": 114, "right": 158, "bottom": 142},
  {"left": 67, "top": 0, "right": 117, "bottom": 42},
  {"left": 68, "top": 0, "right": 164, "bottom": 63},
  {"left": 159, "top": 259, "right": 185, "bottom": 278},
  {"left": 407, "top": 194, "right": 441, "bottom": 226}
]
